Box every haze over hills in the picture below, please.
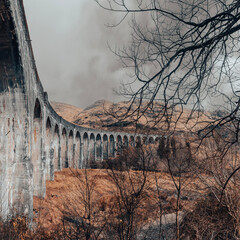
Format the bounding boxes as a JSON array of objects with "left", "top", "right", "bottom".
[{"left": 51, "top": 99, "right": 215, "bottom": 135}]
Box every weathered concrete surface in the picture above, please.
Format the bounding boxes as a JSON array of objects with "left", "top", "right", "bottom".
[{"left": 0, "top": 0, "right": 160, "bottom": 220}]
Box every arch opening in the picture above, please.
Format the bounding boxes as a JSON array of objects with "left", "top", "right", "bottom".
[
  {"left": 117, "top": 135, "right": 122, "bottom": 152},
  {"left": 89, "top": 133, "right": 95, "bottom": 162},
  {"left": 96, "top": 134, "right": 102, "bottom": 160},
  {"left": 103, "top": 134, "right": 108, "bottom": 160},
  {"left": 149, "top": 137, "right": 154, "bottom": 144},
  {"left": 34, "top": 98, "right": 42, "bottom": 119},
  {"left": 123, "top": 136, "right": 129, "bottom": 148},
  {"left": 109, "top": 135, "right": 115, "bottom": 158},
  {"left": 143, "top": 137, "right": 147, "bottom": 145},
  {"left": 61, "top": 128, "right": 67, "bottom": 168},
  {"left": 74, "top": 132, "right": 81, "bottom": 168},
  {"left": 45, "top": 117, "right": 52, "bottom": 180},
  {"left": 83, "top": 132, "right": 89, "bottom": 167},
  {"left": 136, "top": 136, "right": 141, "bottom": 148},
  {"left": 130, "top": 136, "right": 135, "bottom": 147},
  {"left": 46, "top": 117, "right": 51, "bottom": 132},
  {"left": 67, "top": 130, "right": 74, "bottom": 168},
  {"left": 54, "top": 124, "right": 60, "bottom": 171}
]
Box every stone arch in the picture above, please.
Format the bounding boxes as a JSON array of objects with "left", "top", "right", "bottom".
[
  {"left": 149, "top": 137, "right": 154, "bottom": 144},
  {"left": 109, "top": 135, "right": 115, "bottom": 158},
  {"left": 34, "top": 98, "right": 42, "bottom": 119},
  {"left": 83, "top": 132, "right": 89, "bottom": 167},
  {"left": 96, "top": 134, "right": 102, "bottom": 160},
  {"left": 130, "top": 136, "right": 135, "bottom": 146},
  {"left": 117, "top": 135, "right": 122, "bottom": 152},
  {"left": 155, "top": 137, "right": 160, "bottom": 142},
  {"left": 143, "top": 136, "right": 147, "bottom": 145},
  {"left": 74, "top": 132, "right": 81, "bottom": 168},
  {"left": 103, "top": 134, "right": 108, "bottom": 160},
  {"left": 45, "top": 117, "right": 52, "bottom": 180},
  {"left": 61, "top": 128, "right": 67, "bottom": 168},
  {"left": 89, "top": 133, "right": 95, "bottom": 161},
  {"left": 67, "top": 130, "right": 74, "bottom": 168},
  {"left": 53, "top": 124, "right": 60, "bottom": 171},
  {"left": 123, "top": 135, "right": 129, "bottom": 148},
  {"left": 32, "top": 98, "right": 44, "bottom": 197}
]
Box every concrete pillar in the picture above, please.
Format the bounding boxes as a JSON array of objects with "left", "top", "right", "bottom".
[
  {"left": 0, "top": 117, "right": 10, "bottom": 218},
  {"left": 80, "top": 143, "right": 83, "bottom": 168},
  {"left": 94, "top": 141, "right": 96, "bottom": 160},
  {"left": 45, "top": 123, "right": 52, "bottom": 181},
  {"left": 61, "top": 129, "right": 67, "bottom": 169},
  {"left": 113, "top": 140, "right": 116, "bottom": 158},
  {"left": 49, "top": 148, "right": 54, "bottom": 180},
  {"left": 101, "top": 142, "right": 103, "bottom": 160},
  {"left": 65, "top": 137, "right": 69, "bottom": 168},
  {"left": 72, "top": 143, "right": 76, "bottom": 168}
]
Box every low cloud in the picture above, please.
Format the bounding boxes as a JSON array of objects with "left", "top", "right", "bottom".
[{"left": 24, "top": 0, "right": 132, "bottom": 108}]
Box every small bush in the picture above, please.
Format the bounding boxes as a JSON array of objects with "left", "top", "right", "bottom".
[{"left": 180, "top": 193, "right": 236, "bottom": 239}]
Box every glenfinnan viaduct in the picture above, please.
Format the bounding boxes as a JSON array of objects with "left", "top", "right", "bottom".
[{"left": 0, "top": 0, "right": 158, "bottom": 219}]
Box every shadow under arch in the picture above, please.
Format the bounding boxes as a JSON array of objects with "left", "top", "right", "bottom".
[
  {"left": 74, "top": 131, "right": 81, "bottom": 168},
  {"left": 103, "top": 134, "right": 108, "bottom": 160},
  {"left": 45, "top": 117, "right": 52, "bottom": 180},
  {"left": 53, "top": 124, "right": 60, "bottom": 171},
  {"left": 117, "top": 135, "right": 122, "bottom": 152},
  {"left": 123, "top": 135, "right": 128, "bottom": 148},
  {"left": 109, "top": 135, "right": 115, "bottom": 158},
  {"left": 136, "top": 136, "right": 141, "bottom": 148},
  {"left": 61, "top": 128, "right": 67, "bottom": 168},
  {"left": 83, "top": 132, "right": 89, "bottom": 167},
  {"left": 130, "top": 136, "right": 135, "bottom": 146},
  {"left": 67, "top": 130, "right": 74, "bottom": 168},
  {"left": 149, "top": 137, "right": 154, "bottom": 144},
  {"left": 96, "top": 134, "right": 102, "bottom": 160},
  {"left": 89, "top": 133, "right": 95, "bottom": 162}
]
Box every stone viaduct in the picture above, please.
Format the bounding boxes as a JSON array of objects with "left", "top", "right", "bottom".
[{"left": 0, "top": 0, "right": 159, "bottom": 219}]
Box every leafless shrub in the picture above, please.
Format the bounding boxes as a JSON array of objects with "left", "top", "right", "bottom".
[
  {"left": 60, "top": 168, "right": 109, "bottom": 240},
  {"left": 180, "top": 192, "right": 236, "bottom": 239}
]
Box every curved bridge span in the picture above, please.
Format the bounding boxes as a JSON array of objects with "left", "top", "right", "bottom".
[{"left": 0, "top": 0, "right": 159, "bottom": 219}]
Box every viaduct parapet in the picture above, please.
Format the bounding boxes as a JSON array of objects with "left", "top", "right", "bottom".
[{"left": 0, "top": 0, "right": 159, "bottom": 219}]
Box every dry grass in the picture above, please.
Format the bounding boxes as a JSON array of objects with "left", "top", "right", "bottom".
[{"left": 33, "top": 168, "right": 205, "bottom": 233}]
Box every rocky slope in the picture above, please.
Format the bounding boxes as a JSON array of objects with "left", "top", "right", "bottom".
[
  {"left": 50, "top": 101, "right": 83, "bottom": 123},
  {"left": 51, "top": 99, "right": 214, "bottom": 135}
]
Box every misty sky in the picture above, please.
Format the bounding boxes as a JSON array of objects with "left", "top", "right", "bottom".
[{"left": 23, "top": 0, "right": 130, "bottom": 108}]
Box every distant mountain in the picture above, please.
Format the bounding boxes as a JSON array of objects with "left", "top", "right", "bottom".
[
  {"left": 51, "top": 99, "right": 214, "bottom": 135},
  {"left": 50, "top": 102, "right": 83, "bottom": 123}
]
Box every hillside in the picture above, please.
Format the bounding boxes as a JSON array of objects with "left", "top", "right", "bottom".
[
  {"left": 50, "top": 101, "right": 83, "bottom": 123},
  {"left": 34, "top": 168, "right": 204, "bottom": 234},
  {"left": 30, "top": 101, "right": 238, "bottom": 239},
  {"left": 51, "top": 99, "right": 214, "bottom": 134}
]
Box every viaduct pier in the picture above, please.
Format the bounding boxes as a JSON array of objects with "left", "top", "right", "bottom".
[{"left": 0, "top": 0, "right": 159, "bottom": 219}]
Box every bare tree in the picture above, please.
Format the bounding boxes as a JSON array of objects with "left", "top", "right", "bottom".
[
  {"left": 96, "top": 0, "right": 240, "bottom": 141},
  {"left": 60, "top": 169, "right": 108, "bottom": 240},
  {"left": 157, "top": 136, "right": 194, "bottom": 239},
  {"left": 96, "top": 3, "right": 240, "bottom": 233},
  {"left": 104, "top": 145, "right": 153, "bottom": 240},
  {"left": 179, "top": 135, "right": 240, "bottom": 239}
]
